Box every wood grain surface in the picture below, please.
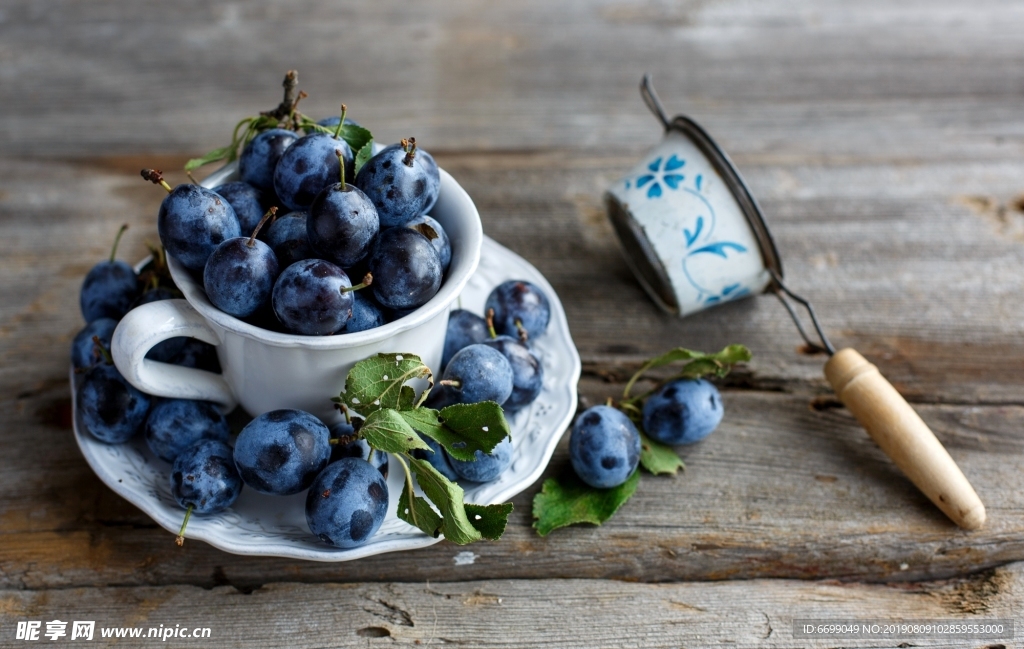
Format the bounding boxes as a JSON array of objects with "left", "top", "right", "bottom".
[
  {"left": 2, "top": 0, "right": 1023, "bottom": 646},
  {"left": 1, "top": 565, "right": 1020, "bottom": 648}
]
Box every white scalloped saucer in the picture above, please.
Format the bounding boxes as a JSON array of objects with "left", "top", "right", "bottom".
[{"left": 71, "top": 237, "right": 580, "bottom": 561}]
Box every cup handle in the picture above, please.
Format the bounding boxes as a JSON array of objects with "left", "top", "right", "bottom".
[{"left": 111, "top": 299, "right": 237, "bottom": 412}]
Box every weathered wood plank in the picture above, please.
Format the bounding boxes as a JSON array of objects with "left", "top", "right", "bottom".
[
  {"left": 2, "top": 566, "right": 1020, "bottom": 648},
  {"left": 5, "top": 377, "right": 1024, "bottom": 589},
  {"left": 0, "top": 0, "right": 1023, "bottom": 160}
]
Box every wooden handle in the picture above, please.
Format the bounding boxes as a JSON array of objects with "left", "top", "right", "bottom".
[{"left": 824, "top": 348, "right": 985, "bottom": 530}]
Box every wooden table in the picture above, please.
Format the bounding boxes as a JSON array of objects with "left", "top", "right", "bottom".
[{"left": 3, "top": 1, "right": 1024, "bottom": 646}]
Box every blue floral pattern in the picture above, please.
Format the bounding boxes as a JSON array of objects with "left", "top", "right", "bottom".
[
  {"left": 625, "top": 154, "right": 686, "bottom": 199},
  {"left": 629, "top": 154, "right": 755, "bottom": 305}
]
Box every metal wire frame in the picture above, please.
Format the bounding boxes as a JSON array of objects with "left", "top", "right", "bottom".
[{"left": 769, "top": 269, "right": 836, "bottom": 356}]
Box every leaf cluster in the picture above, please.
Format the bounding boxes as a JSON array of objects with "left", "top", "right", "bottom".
[
  {"left": 184, "top": 96, "right": 375, "bottom": 177},
  {"left": 335, "top": 354, "right": 513, "bottom": 544}
]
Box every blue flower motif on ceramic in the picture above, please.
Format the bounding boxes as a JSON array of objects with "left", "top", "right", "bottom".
[
  {"left": 677, "top": 190, "right": 752, "bottom": 304},
  {"left": 629, "top": 155, "right": 686, "bottom": 199}
]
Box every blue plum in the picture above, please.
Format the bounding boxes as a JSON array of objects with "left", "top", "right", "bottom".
[
  {"left": 132, "top": 287, "right": 188, "bottom": 362},
  {"left": 77, "top": 363, "right": 151, "bottom": 444},
  {"left": 145, "top": 399, "right": 231, "bottom": 463},
  {"left": 239, "top": 128, "right": 298, "bottom": 193},
  {"left": 305, "top": 457, "right": 389, "bottom": 549},
  {"left": 212, "top": 181, "right": 271, "bottom": 236},
  {"left": 169, "top": 338, "right": 221, "bottom": 372},
  {"left": 271, "top": 259, "right": 354, "bottom": 335},
  {"left": 233, "top": 409, "right": 331, "bottom": 495},
  {"left": 71, "top": 318, "right": 117, "bottom": 370},
  {"left": 367, "top": 227, "right": 442, "bottom": 310},
  {"left": 354, "top": 139, "right": 440, "bottom": 227},
  {"left": 132, "top": 286, "right": 181, "bottom": 308},
  {"left": 406, "top": 215, "right": 451, "bottom": 273},
  {"left": 485, "top": 280, "right": 551, "bottom": 341},
  {"left": 482, "top": 336, "right": 543, "bottom": 414},
  {"left": 307, "top": 182, "right": 379, "bottom": 268},
  {"left": 273, "top": 133, "right": 353, "bottom": 212},
  {"left": 449, "top": 436, "right": 512, "bottom": 483},
  {"left": 153, "top": 178, "right": 241, "bottom": 272},
  {"left": 642, "top": 379, "right": 724, "bottom": 445},
  {"left": 341, "top": 292, "right": 386, "bottom": 334},
  {"left": 203, "top": 225, "right": 280, "bottom": 319},
  {"left": 411, "top": 434, "right": 460, "bottom": 482},
  {"left": 171, "top": 439, "right": 242, "bottom": 514},
  {"left": 441, "top": 344, "right": 513, "bottom": 406},
  {"left": 329, "top": 423, "right": 389, "bottom": 478},
  {"left": 80, "top": 225, "right": 139, "bottom": 322},
  {"left": 264, "top": 211, "right": 314, "bottom": 267},
  {"left": 441, "top": 310, "right": 489, "bottom": 371},
  {"left": 569, "top": 405, "right": 640, "bottom": 489}
]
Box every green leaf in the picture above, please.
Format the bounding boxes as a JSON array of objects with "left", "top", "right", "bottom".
[
  {"left": 336, "top": 353, "right": 432, "bottom": 416},
  {"left": 184, "top": 145, "right": 234, "bottom": 172},
  {"left": 354, "top": 140, "right": 374, "bottom": 175},
  {"left": 638, "top": 432, "right": 685, "bottom": 475},
  {"left": 411, "top": 454, "right": 512, "bottom": 544},
  {"left": 397, "top": 480, "right": 442, "bottom": 538},
  {"left": 359, "top": 409, "right": 430, "bottom": 455},
  {"left": 464, "top": 502, "right": 514, "bottom": 540},
  {"left": 339, "top": 124, "right": 373, "bottom": 155},
  {"left": 436, "top": 402, "right": 511, "bottom": 458},
  {"left": 409, "top": 457, "right": 479, "bottom": 544},
  {"left": 623, "top": 344, "right": 751, "bottom": 399},
  {"left": 303, "top": 122, "right": 334, "bottom": 135},
  {"left": 532, "top": 470, "right": 640, "bottom": 537},
  {"left": 400, "top": 405, "right": 507, "bottom": 462}
]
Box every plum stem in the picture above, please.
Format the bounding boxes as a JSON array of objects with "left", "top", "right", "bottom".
[
  {"left": 260, "top": 70, "right": 300, "bottom": 123},
  {"left": 91, "top": 336, "right": 113, "bottom": 365},
  {"left": 340, "top": 273, "right": 373, "bottom": 294},
  {"left": 514, "top": 318, "right": 529, "bottom": 343},
  {"left": 141, "top": 169, "right": 173, "bottom": 193},
  {"left": 335, "top": 149, "right": 347, "bottom": 189},
  {"left": 403, "top": 137, "right": 417, "bottom": 167},
  {"left": 440, "top": 379, "right": 461, "bottom": 388},
  {"left": 248, "top": 207, "right": 277, "bottom": 247},
  {"left": 486, "top": 308, "right": 498, "bottom": 339},
  {"left": 290, "top": 91, "right": 308, "bottom": 124},
  {"left": 175, "top": 505, "right": 193, "bottom": 547},
  {"left": 110, "top": 224, "right": 129, "bottom": 263},
  {"left": 333, "top": 104, "right": 348, "bottom": 139}
]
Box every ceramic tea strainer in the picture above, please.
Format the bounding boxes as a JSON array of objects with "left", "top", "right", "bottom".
[{"left": 605, "top": 75, "right": 985, "bottom": 530}]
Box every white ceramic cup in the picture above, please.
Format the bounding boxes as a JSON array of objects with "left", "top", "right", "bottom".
[{"left": 112, "top": 162, "right": 482, "bottom": 423}]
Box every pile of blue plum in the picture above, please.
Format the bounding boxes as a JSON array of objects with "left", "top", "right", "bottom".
[
  {"left": 144, "top": 114, "right": 449, "bottom": 337},
  {"left": 414, "top": 280, "right": 551, "bottom": 482},
  {"left": 71, "top": 97, "right": 552, "bottom": 548},
  {"left": 74, "top": 233, "right": 391, "bottom": 549},
  {"left": 72, "top": 220, "right": 553, "bottom": 551}
]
